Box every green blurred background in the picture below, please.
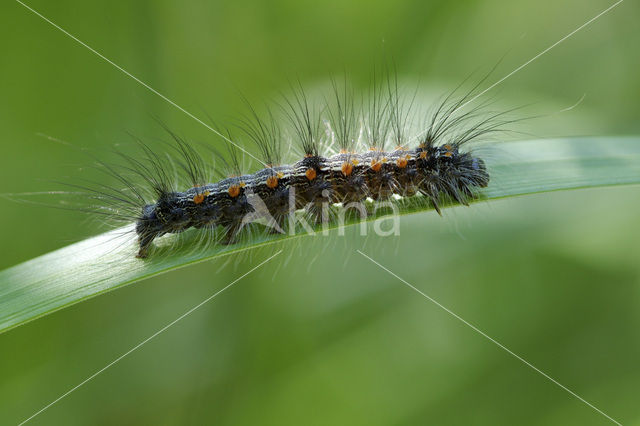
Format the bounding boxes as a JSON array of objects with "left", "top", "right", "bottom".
[{"left": 1, "top": 0, "right": 639, "bottom": 424}]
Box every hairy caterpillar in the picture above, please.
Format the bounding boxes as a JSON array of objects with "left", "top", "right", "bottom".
[{"left": 48, "top": 74, "right": 511, "bottom": 259}]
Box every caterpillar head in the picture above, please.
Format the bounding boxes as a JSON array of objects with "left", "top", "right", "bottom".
[{"left": 155, "top": 192, "right": 190, "bottom": 232}]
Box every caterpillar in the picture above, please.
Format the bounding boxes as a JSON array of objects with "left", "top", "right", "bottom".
[{"left": 58, "top": 74, "right": 510, "bottom": 259}]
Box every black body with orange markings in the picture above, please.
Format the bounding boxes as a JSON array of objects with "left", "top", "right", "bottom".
[{"left": 134, "top": 144, "right": 489, "bottom": 258}]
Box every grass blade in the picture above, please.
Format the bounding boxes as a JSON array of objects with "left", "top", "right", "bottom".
[{"left": 1, "top": 136, "right": 639, "bottom": 334}]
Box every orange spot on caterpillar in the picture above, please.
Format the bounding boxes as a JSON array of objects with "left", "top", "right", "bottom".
[
  {"left": 339, "top": 149, "right": 348, "bottom": 154},
  {"left": 443, "top": 151, "right": 453, "bottom": 157},
  {"left": 396, "top": 157, "right": 408, "bottom": 168},
  {"left": 341, "top": 162, "right": 353, "bottom": 176},
  {"left": 351, "top": 159, "right": 359, "bottom": 165},
  {"left": 240, "top": 182, "right": 246, "bottom": 188},
  {"left": 192, "top": 190, "right": 210, "bottom": 204},
  {"left": 443, "top": 144, "right": 452, "bottom": 150},
  {"left": 305, "top": 168, "right": 317, "bottom": 181},
  {"left": 266, "top": 176, "right": 279, "bottom": 189},
  {"left": 419, "top": 151, "right": 428, "bottom": 160},
  {"left": 276, "top": 172, "right": 284, "bottom": 179},
  {"left": 370, "top": 160, "right": 382, "bottom": 172},
  {"left": 228, "top": 185, "right": 241, "bottom": 198}
]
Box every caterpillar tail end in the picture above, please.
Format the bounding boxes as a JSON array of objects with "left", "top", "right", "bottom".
[{"left": 473, "top": 157, "right": 490, "bottom": 188}]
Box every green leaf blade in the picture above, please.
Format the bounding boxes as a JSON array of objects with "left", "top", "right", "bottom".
[{"left": 1, "top": 136, "right": 639, "bottom": 334}]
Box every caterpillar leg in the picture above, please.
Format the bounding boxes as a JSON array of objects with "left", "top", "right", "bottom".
[
  {"left": 266, "top": 215, "right": 287, "bottom": 234},
  {"left": 220, "top": 221, "right": 244, "bottom": 245}
]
